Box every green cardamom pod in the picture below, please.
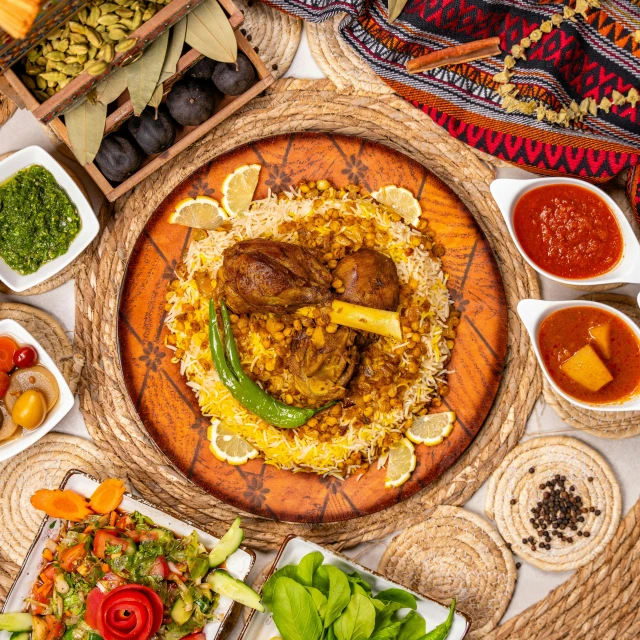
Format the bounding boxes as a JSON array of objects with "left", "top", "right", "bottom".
[
  {"left": 26, "top": 64, "right": 45, "bottom": 75},
  {"left": 50, "top": 61, "right": 67, "bottom": 72},
  {"left": 62, "top": 63, "right": 84, "bottom": 76},
  {"left": 98, "top": 13, "right": 120, "bottom": 25},
  {"left": 57, "top": 39, "right": 70, "bottom": 52},
  {"left": 108, "top": 28, "right": 128, "bottom": 40},
  {"left": 141, "top": 7, "right": 155, "bottom": 21},
  {"left": 70, "top": 33, "right": 88, "bottom": 45},
  {"left": 36, "top": 75, "right": 47, "bottom": 89},
  {"left": 101, "top": 43, "right": 115, "bottom": 62},
  {"left": 88, "top": 45, "right": 98, "bottom": 59},
  {"left": 68, "top": 21, "right": 85, "bottom": 34},
  {"left": 37, "top": 56, "right": 47, "bottom": 66},
  {"left": 100, "top": 2, "right": 120, "bottom": 13},
  {"left": 34, "top": 90, "right": 49, "bottom": 102},
  {"left": 86, "top": 60, "right": 108, "bottom": 75},
  {"left": 43, "top": 42, "right": 53, "bottom": 54},
  {"left": 115, "top": 37, "right": 137, "bottom": 52},
  {"left": 27, "top": 48, "right": 41, "bottom": 62},
  {"left": 21, "top": 75, "right": 36, "bottom": 90},
  {"left": 85, "top": 27, "right": 102, "bottom": 47},
  {"left": 47, "top": 27, "right": 63, "bottom": 40},
  {"left": 87, "top": 6, "right": 101, "bottom": 27},
  {"left": 68, "top": 44, "right": 89, "bottom": 54},
  {"left": 40, "top": 71, "right": 67, "bottom": 83},
  {"left": 77, "top": 54, "right": 88, "bottom": 64},
  {"left": 58, "top": 77, "right": 72, "bottom": 90},
  {"left": 115, "top": 8, "right": 133, "bottom": 17},
  {"left": 46, "top": 86, "right": 56, "bottom": 96},
  {"left": 77, "top": 8, "right": 89, "bottom": 24},
  {"left": 45, "top": 51, "right": 66, "bottom": 61}
]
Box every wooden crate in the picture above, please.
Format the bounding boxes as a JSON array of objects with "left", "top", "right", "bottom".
[
  {"left": 44, "top": 31, "right": 273, "bottom": 201},
  {"left": 3, "top": 0, "right": 243, "bottom": 123}
]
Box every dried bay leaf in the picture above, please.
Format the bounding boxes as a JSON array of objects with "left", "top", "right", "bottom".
[
  {"left": 125, "top": 28, "right": 170, "bottom": 116},
  {"left": 149, "top": 18, "right": 187, "bottom": 109},
  {"left": 95, "top": 68, "right": 127, "bottom": 105},
  {"left": 65, "top": 99, "right": 107, "bottom": 166},
  {"left": 186, "top": 0, "right": 237, "bottom": 63},
  {"left": 388, "top": 0, "right": 410, "bottom": 23}
]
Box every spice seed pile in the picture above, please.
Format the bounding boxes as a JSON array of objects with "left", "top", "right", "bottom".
[{"left": 512, "top": 470, "right": 601, "bottom": 553}]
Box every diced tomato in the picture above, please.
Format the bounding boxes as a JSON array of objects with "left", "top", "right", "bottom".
[
  {"left": 85, "top": 587, "right": 107, "bottom": 630},
  {"left": 116, "top": 514, "right": 135, "bottom": 532},
  {"left": 44, "top": 615, "right": 64, "bottom": 640},
  {"left": 147, "top": 556, "right": 169, "bottom": 579},
  {"left": 59, "top": 544, "right": 87, "bottom": 572},
  {"left": 41, "top": 564, "right": 56, "bottom": 581},
  {"left": 0, "top": 337, "right": 17, "bottom": 373},
  {"left": 93, "top": 530, "right": 136, "bottom": 559},
  {"left": 139, "top": 531, "right": 159, "bottom": 542}
]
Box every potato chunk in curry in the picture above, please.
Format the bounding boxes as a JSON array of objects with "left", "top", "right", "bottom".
[{"left": 560, "top": 345, "right": 613, "bottom": 392}]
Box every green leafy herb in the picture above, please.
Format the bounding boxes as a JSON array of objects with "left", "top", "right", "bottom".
[
  {"left": 272, "top": 577, "right": 323, "bottom": 640},
  {"left": 333, "top": 593, "right": 376, "bottom": 640},
  {"left": 397, "top": 611, "right": 427, "bottom": 640},
  {"left": 64, "top": 98, "right": 107, "bottom": 165},
  {"left": 125, "top": 28, "right": 170, "bottom": 116},
  {"left": 186, "top": 0, "right": 237, "bottom": 63},
  {"left": 298, "top": 551, "right": 324, "bottom": 587},
  {"left": 262, "top": 565, "right": 300, "bottom": 608},
  {"left": 323, "top": 566, "right": 351, "bottom": 628},
  {"left": 375, "top": 588, "right": 417, "bottom": 610}
]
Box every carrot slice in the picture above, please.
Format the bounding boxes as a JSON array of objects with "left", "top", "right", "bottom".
[
  {"left": 0, "top": 336, "right": 17, "bottom": 373},
  {"left": 31, "top": 489, "right": 93, "bottom": 522},
  {"left": 89, "top": 479, "right": 126, "bottom": 514}
]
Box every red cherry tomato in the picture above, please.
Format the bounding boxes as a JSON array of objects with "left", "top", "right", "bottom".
[
  {"left": 13, "top": 345, "right": 37, "bottom": 369},
  {"left": 0, "top": 336, "right": 18, "bottom": 372},
  {"left": 0, "top": 371, "right": 9, "bottom": 398}
]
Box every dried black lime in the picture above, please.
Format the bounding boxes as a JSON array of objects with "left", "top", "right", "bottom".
[
  {"left": 95, "top": 134, "right": 141, "bottom": 184},
  {"left": 212, "top": 53, "right": 255, "bottom": 96},
  {"left": 167, "top": 77, "right": 220, "bottom": 126},
  {"left": 128, "top": 105, "right": 176, "bottom": 155},
  {"left": 187, "top": 57, "right": 217, "bottom": 80}
]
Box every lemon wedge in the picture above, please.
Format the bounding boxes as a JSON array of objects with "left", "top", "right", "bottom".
[
  {"left": 221, "top": 164, "right": 261, "bottom": 217},
  {"left": 406, "top": 411, "right": 456, "bottom": 446},
  {"left": 370, "top": 185, "right": 422, "bottom": 227},
  {"left": 208, "top": 421, "right": 258, "bottom": 466},
  {"left": 384, "top": 437, "right": 416, "bottom": 488},
  {"left": 169, "top": 196, "right": 227, "bottom": 230}
]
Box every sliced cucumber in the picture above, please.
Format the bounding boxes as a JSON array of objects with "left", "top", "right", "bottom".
[
  {"left": 207, "top": 570, "right": 264, "bottom": 612},
  {"left": 10, "top": 632, "right": 30, "bottom": 640},
  {"left": 171, "top": 596, "right": 193, "bottom": 626},
  {"left": 0, "top": 614, "right": 33, "bottom": 633},
  {"left": 208, "top": 518, "right": 244, "bottom": 568}
]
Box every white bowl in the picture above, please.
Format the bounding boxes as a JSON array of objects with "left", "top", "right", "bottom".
[
  {"left": 0, "top": 318, "right": 74, "bottom": 461},
  {"left": 239, "top": 536, "right": 470, "bottom": 640},
  {"left": 0, "top": 470, "right": 255, "bottom": 640},
  {"left": 0, "top": 146, "right": 99, "bottom": 292},
  {"left": 491, "top": 177, "right": 640, "bottom": 286},
  {"left": 518, "top": 299, "right": 640, "bottom": 412}
]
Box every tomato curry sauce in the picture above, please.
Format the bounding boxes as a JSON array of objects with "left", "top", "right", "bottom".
[
  {"left": 539, "top": 306, "right": 640, "bottom": 405},
  {"left": 513, "top": 184, "right": 623, "bottom": 279}
]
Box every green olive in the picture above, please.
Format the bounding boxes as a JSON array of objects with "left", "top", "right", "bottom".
[{"left": 11, "top": 389, "right": 48, "bottom": 430}]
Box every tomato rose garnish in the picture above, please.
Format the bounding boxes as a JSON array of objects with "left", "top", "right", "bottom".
[{"left": 93, "top": 584, "right": 164, "bottom": 640}]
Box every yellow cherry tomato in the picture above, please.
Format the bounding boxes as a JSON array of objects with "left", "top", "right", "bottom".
[{"left": 11, "top": 389, "right": 47, "bottom": 430}]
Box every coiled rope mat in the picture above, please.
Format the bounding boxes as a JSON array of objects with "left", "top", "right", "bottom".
[
  {"left": 378, "top": 506, "right": 516, "bottom": 639},
  {"left": 75, "top": 78, "right": 540, "bottom": 550},
  {"left": 544, "top": 294, "right": 640, "bottom": 439}
]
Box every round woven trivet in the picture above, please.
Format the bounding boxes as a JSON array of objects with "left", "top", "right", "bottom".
[
  {"left": 378, "top": 506, "right": 516, "bottom": 639},
  {"left": 0, "top": 433, "right": 121, "bottom": 564},
  {"left": 0, "top": 302, "right": 84, "bottom": 391},
  {"left": 543, "top": 294, "right": 640, "bottom": 438},
  {"left": 485, "top": 436, "right": 621, "bottom": 572},
  {"left": 237, "top": 0, "right": 301, "bottom": 79},
  {"left": 307, "top": 14, "right": 391, "bottom": 94},
  {"left": 0, "top": 200, "right": 110, "bottom": 297},
  {"left": 75, "top": 78, "right": 541, "bottom": 550}
]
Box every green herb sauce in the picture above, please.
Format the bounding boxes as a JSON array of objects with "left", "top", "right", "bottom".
[{"left": 0, "top": 164, "right": 81, "bottom": 275}]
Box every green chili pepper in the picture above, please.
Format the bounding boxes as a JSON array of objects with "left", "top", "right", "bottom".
[
  {"left": 208, "top": 300, "right": 334, "bottom": 428},
  {"left": 420, "top": 599, "right": 456, "bottom": 640}
]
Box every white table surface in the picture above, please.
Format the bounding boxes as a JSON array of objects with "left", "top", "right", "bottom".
[{"left": 1, "top": 24, "right": 639, "bottom": 636}]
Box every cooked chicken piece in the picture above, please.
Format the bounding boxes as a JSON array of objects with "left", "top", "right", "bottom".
[
  {"left": 332, "top": 248, "right": 400, "bottom": 311},
  {"left": 216, "top": 239, "right": 333, "bottom": 314},
  {"left": 289, "top": 325, "right": 358, "bottom": 404}
]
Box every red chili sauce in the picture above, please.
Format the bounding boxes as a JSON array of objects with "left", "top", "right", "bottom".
[
  {"left": 539, "top": 306, "right": 640, "bottom": 404},
  {"left": 513, "top": 184, "right": 623, "bottom": 279}
]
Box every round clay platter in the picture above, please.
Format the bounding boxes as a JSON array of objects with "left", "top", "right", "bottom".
[{"left": 117, "top": 132, "right": 508, "bottom": 523}]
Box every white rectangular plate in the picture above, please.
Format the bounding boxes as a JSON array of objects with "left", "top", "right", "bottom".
[
  {"left": 239, "top": 536, "right": 469, "bottom": 640},
  {"left": 1, "top": 471, "right": 255, "bottom": 640},
  {"left": 0, "top": 318, "right": 74, "bottom": 462},
  {"left": 0, "top": 146, "right": 99, "bottom": 292}
]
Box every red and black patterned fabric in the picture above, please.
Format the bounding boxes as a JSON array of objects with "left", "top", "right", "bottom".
[{"left": 264, "top": 0, "right": 640, "bottom": 210}]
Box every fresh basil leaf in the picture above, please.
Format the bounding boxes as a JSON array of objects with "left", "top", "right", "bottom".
[
  {"left": 397, "top": 611, "right": 427, "bottom": 640},
  {"left": 323, "top": 565, "right": 351, "bottom": 628},
  {"left": 313, "top": 565, "right": 330, "bottom": 596},
  {"left": 333, "top": 593, "right": 376, "bottom": 640},
  {"left": 347, "top": 572, "right": 372, "bottom": 596},
  {"left": 305, "top": 586, "right": 328, "bottom": 620},
  {"left": 350, "top": 582, "right": 369, "bottom": 597},
  {"left": 375, "top": 588, "right": 417, "bottom": 610},
  {"left": 326, "top": 627, "right": 338, "bottom": 640},
  {"left": 262, "top": 565, "right": 300, "bottom": 609},
  {"left": 298, "top": 551, "right": 324, "bottom": 587},
  {"left": 370, "top": 620, "right": 404, "bottom": 639},
  {"left": 374, "top": 601, "right": 404, "bottom": 631},
  {"left": 272, "top": 577, "right": 322, "bottom": 640},
  {"left": 371, "top": 598, "right": 387, "bottom": 611}
]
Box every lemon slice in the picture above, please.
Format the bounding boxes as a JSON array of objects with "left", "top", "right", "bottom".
[
  {"left": 384, "top": 437, "right": 416, "bottom": 488},
  {"left": 406, "top": 411, "right": 456, "bottom": 446},
  {"left": 371, "top": 185, "right": 422, "bottom": 227},
  {"left": 169, "top": 196, "right": 227, "bottom": 230},
  {"left": 208, "top": 420, "right": 258, "bottom": 466},
  {"left": 221, "top": 164, "right": 261, "bottom": 217}
]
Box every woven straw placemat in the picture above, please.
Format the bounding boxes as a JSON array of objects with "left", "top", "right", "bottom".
[
  {"left": 543, "top": 294, "right": 640, "bottom": 438},
  {"left": 485, "top": 436, "right": 621, "bottom": 572},
  {"left": 307, "top": 14, "right": 391, "bottom": 94},
  {"left": 237, "top": 0, "right": 301, "bottom": 79},
  {"left": 378, "top": 506, "right": 516, "bottom": 639},
  {"left": 75, "top": 78, "right": 540, "bottom": 550},
  {"left": 0, "top": 433, "right": 121, "bottom": 565},
  {"left": 0, "top": 302, "right": 84, "bottom": 391}
]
